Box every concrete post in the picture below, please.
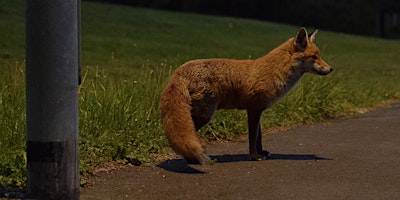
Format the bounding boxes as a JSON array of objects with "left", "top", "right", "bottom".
[{"left": 25, "top": 0, "right": 80, "bottom": 199}]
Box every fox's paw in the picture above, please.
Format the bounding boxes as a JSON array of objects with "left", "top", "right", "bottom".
[
  {"left": 199, "top": 153, "right": 212, "bottom": 165},
  {"left": 251, "top": 150, "right": 270, "bottom": 161}
]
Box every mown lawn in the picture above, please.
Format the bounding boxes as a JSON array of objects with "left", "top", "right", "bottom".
[{"left": 1, "top": 0, "right": 399, "bottom": 190}]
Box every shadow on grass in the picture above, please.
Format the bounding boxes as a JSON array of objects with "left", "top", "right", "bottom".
[{"left": 156, "top": 153, "right": 331, "bottom": 174}]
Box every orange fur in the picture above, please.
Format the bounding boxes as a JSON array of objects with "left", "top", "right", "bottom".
[{"left": 160, "top": 27, "right": 332, "bottom": 164}]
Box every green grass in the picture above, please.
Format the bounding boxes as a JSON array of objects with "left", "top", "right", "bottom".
[{"left": 1, "top": 0, "right": 400, "bottom": 191}]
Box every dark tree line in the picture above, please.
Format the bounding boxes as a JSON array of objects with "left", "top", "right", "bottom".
[{"left": 87, "top": 0, "right": 400, "bottom": 38}]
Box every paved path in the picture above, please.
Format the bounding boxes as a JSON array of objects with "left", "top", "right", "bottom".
[{"left": 81, "top": 104, "right": 400, "bottom": 200}]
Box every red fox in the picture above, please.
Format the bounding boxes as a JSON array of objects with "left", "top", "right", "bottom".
[{"left": 160, "top": 27, "right": 332, "bottom": 164}]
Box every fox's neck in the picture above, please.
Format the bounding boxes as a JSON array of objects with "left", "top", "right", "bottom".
[{"left": 253, "top": 38, "right": 305, "bottom": 96}]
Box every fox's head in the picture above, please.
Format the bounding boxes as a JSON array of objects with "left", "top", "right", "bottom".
[{"left": 292, "top": 27, "right": 333, "bottom": 76}]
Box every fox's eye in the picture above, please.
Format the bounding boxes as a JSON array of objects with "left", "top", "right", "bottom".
[{"left": 311, "top": 55, "right": 318, "bottom": 60}]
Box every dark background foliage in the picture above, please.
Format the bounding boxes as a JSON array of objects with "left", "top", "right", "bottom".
[{"left": 86, "top": 0, "right": 400, "bottom": 38}]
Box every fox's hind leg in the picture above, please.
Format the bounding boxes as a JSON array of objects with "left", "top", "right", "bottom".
[
  {"left": 192, "top": 110, "right": 215, "bottom": 131},
  {"left": 183, "top": 98, "right": 216, "bottom": 164},
  {"left": 247, "top": 109, "right": 268, "bottom": 161},
  {"left": 191, "top": 96, "right": 217, "bottom": 131}
]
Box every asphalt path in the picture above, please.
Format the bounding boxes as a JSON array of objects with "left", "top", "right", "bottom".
[{"left": 81, "top": 104, "right": 400, "bottom": 200}]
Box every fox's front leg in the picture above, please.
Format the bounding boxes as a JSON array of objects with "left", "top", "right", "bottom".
[{"left": 247, "top": 109, "right": 268, "bottom": 161}]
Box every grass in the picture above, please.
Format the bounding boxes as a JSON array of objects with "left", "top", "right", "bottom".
[{"left": 1, "top": 0, "right": 400, "bottom": 191}]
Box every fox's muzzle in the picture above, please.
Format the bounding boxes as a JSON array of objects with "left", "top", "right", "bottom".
[{"left": 318, "top": 67, "right": 333, "bottom": 76}]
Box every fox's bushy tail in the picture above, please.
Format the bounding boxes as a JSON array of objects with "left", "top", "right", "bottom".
[{"left": 160, "top": 77, "right": 210, "bottom": 164}]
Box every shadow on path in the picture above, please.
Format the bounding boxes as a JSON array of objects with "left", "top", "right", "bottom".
[
  {"left": 156, "top": 159, "right": 205, "bottom": 174},
  {"left": 212, "top": 153, "right": 331, "bottom": 163},
  {"left": 157, "top": 153, "right": 331, "bottom": 174}
]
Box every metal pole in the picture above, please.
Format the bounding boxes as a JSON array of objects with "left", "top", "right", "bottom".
[{"left": 26, "top": 0, "right": 80, "bottom": 199}]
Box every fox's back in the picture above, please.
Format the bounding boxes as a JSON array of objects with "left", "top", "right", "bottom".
[{"left": 170, "top": 58, "right": 279, "bottom": 109}]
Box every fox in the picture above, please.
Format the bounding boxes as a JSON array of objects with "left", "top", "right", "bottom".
[{"left": 160, "top": 27, "right": 332, "bottom": 164}]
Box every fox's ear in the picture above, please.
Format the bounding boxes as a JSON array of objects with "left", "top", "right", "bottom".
[
  {"left": 294, "top": 27, "right": 308, "bottom": 51},
  {"left": 308, "top": 29, "right": 318, "bottom": 42}
]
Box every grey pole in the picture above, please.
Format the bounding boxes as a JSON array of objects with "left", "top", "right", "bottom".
[{"left": 26, "top": 0, "right": 80, "bottom": 199}]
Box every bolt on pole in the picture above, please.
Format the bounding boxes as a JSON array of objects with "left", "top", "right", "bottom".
[{"left": 25, "top": 0, "right": 80, "bottom": 199}]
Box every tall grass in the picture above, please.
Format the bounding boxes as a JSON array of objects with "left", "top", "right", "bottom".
[
  {"left": 78, "top": 62, "right": 171, "bottom": 173},
  {"left": 1, "top": 0, "right": 400, "bottom": 191},
  {"left": 0, "top": 62, "right": 26, "bottom": 188}
]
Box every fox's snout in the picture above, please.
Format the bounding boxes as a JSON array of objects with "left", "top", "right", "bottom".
[
  {"left": 314, "top": 63, "right": 333, "bottom": 76},
  {"left": 314, "top": 58, "right": 333, "bottom": 76},
  {"left": 326, "top": 67, "right": 333, "bottom": 74}
]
